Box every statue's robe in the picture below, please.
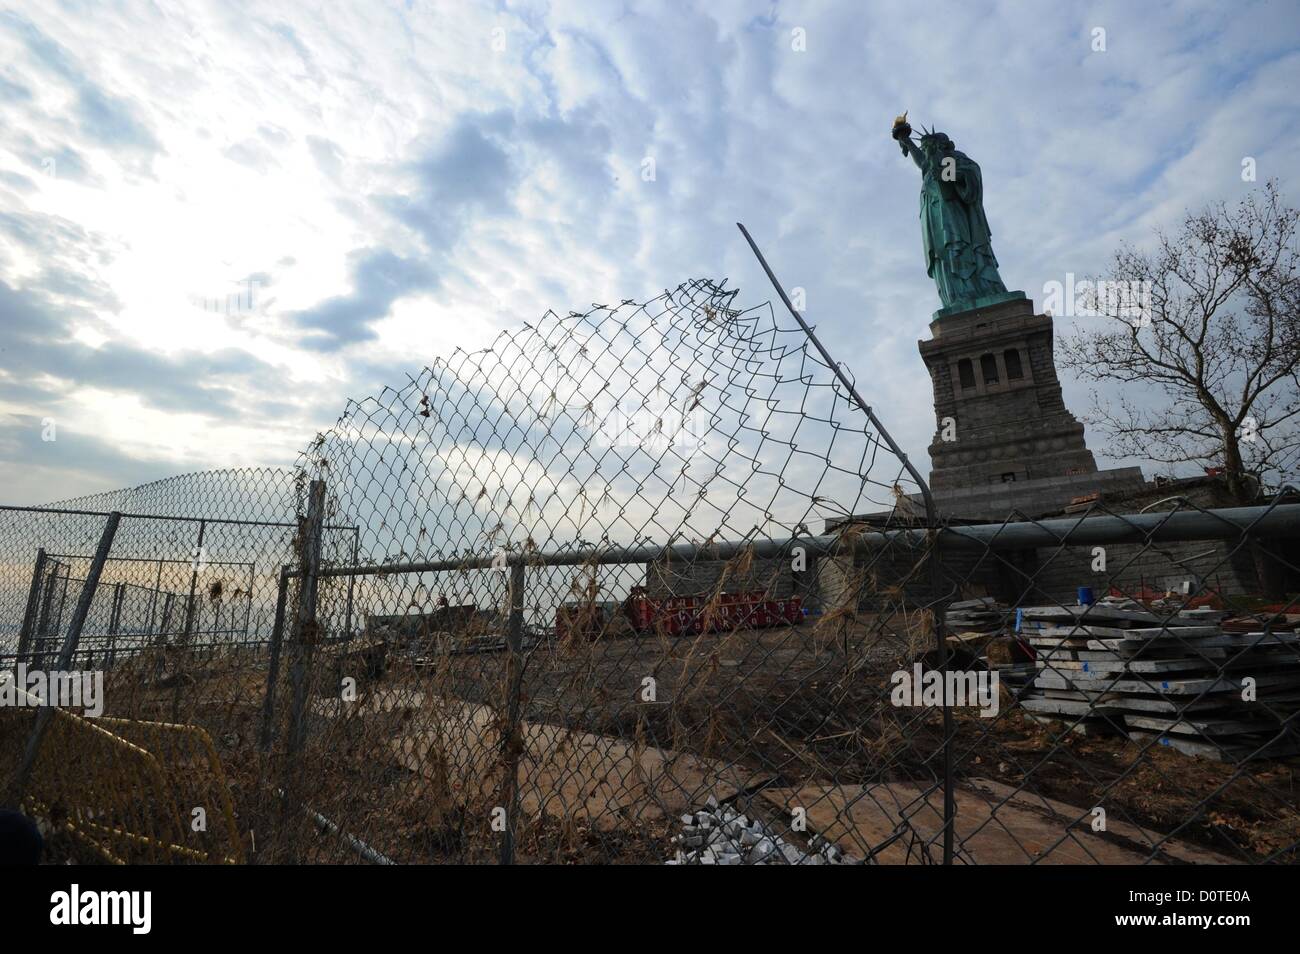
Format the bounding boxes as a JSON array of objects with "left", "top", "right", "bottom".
[{"left": 919, "top": 150, "right": 1008, "bottom": 309}]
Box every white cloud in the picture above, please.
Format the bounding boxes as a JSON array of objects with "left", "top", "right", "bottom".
[{"left": 1, "top": 0, "right": 1298, "bottom": 510}]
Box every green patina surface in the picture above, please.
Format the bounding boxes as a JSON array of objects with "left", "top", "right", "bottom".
[{"left": 892, "top": 117, "right": 1025, "bottom": 319}]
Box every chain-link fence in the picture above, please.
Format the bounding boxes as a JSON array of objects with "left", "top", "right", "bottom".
[
  {"left": 0, "top": 469, "right": 358, "bottom": 671},
  {"left": 2, "top": 279, "right": 1298, "bottom": 864}
]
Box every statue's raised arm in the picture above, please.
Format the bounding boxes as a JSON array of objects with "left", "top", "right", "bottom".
[
  {"left": 891, "top": 112, "right": 924, "bottom": 170},
  {"left": 890, "top": 114, "right": 1025, "bottom": 318}
]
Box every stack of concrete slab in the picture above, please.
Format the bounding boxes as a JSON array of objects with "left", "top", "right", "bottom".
[
  {"left": 1016, "top": 603, "right": 1300, "bottom": 760},
  {"left": 945, "top": 597, "right": 1009, "bottom": 634}
]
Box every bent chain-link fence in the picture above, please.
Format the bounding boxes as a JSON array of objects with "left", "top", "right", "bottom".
[
  {"left": 276, "top": 278, "right": 931, "bottom": 863},
  {"left": 2, "top": 278, "right": 1298, "bottom": 864}
]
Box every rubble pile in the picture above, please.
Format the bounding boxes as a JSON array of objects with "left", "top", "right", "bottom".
[{"left": 665, "top": 797, "right": 860, "bottom": 865}]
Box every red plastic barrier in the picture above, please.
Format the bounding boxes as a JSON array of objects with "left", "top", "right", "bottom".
[{"left": 624, "top": 589, "right": 802, "bottom": 635}]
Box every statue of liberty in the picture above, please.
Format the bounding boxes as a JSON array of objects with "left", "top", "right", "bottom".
[{"left": 892, "top": 114, "right": 1024, "bottom": 316}]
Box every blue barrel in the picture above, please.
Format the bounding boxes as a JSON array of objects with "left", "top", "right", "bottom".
[{"left": 1077, "top": 586, "right": 1095, "bottom": 606}]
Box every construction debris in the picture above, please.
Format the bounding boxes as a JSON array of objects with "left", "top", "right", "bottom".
[
  {"left": 1015, "top": 601, "right": 1300, "bottom": 760},
  {"left": 944, "top": 598, "right": 1035, "bottom": 688},
  {"left": 665, "top": 796, "right": 859, "bottom": 865},
  {"left": 945, "top": 597, "right": 1008, "bottom": 634}
]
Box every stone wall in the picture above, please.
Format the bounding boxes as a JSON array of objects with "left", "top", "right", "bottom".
[
  {"left": 1008, "top": 539, "right": 1260, "bottom": 604},
  {"left": 920, "top": 300, "right": 1102, "bottom": 490},
  {"left": 928, "top": 467, "right": 1146, "bottom": 522},
  {"left": 643, "top": 478, "right": 1292, "bottom": 614},
  {"left": 643, "top": 529, "right": 1275, "bottom": 618}
]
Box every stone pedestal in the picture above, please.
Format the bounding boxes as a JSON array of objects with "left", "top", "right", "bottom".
[{"left": 917, "top": 296, "right": 1144, "bottom": 518}]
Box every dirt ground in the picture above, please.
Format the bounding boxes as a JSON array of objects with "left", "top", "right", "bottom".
[
  {"left": 430, "top": 618, "right": 1299, "bottom": 862},
  {"left": 15, "top": 617, "right": 1299, "bottom": 863}
]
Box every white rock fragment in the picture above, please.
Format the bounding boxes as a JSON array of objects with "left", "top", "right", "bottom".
[{"left": 666, "top": 795, "right": 859, "bottom": 865}]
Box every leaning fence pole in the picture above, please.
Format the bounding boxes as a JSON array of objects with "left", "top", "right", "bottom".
[
  {"left": 4, "top": 512, "right": 121, "bottom": 809},
  {"left": 499, "top": 558, "right": 527, "bottom": 865},
  {"left": 259, "top": 565, "right": 292, "bottom": 751},
  {"left": 737, "top": 223, "right": 955, "bottom": 863},
  {"left": 286, "top": 480, "right": 326, "bottom": 757},
  {"left": 13, "top": 548, "right": 48, "bottom": 671}
]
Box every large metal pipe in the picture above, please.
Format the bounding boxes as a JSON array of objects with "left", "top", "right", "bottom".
[{"left": 297, "top": 502, "right": 1300, "bottom": 579}]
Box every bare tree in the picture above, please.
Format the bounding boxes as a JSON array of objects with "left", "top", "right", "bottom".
[{"left": 1061, "top": 181, "right": 1300, "bottom": 506}]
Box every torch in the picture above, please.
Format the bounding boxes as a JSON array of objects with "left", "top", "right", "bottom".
[{"left": 891, "top": 111, "right": 912, "bottom": 154}]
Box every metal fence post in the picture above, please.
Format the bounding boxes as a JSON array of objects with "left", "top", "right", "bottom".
[
  {"left": 342, "top": 528, "right": 359, "bottom": 642},
  {"left": 107, "top": 581, "right": 124, "bottom": 636},
  {"left": 930, "top": 527, "right": 954, "bottom": 863},
  {"left": 106, "top": 581, "right": 125, "bottom": 668},
  {"left": 260, "top": 565, "right": 292, "bottom": 751},
  {"left": 181, "top": 520, "right": 206, "bottom": 649},
  {"left": 33, "top": 563, "right": 60, "bottom": 671},
  {"left": 171, "top": 520, "right": 207, "bottom": 716},
  {"left": 286, "top": 480, "right": 326, "bottom": 757},
  {"left": 146, "top": 558, "right": 163, "bottom": 633},
  {"left": 499, "top": 558, "right": 526, "bottom": 865},
  {"left": 50, "top": 570, "right": 71, "bottom": 661},
  {"left": 243, "top": 562, "right": 255, "bottom": 640},
  {"left": 153, "top": 592, "right": 174, "bottom": 680},
  {"left": 13, "top": 548, "right": 48, "bottom": 670},
  {"left": 4, "top": 512, "right": 121, "bottom": 809}
]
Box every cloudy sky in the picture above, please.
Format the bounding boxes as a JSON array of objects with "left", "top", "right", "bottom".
[{"left": 1, "top": 0, "right": 1297, "bottom": 506}]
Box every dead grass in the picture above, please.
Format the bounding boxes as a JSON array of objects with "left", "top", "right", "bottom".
[{"left": 12, "top": 625, "right": 1298, "bottom": 864}]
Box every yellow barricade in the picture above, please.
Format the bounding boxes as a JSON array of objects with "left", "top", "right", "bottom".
[{"left": 1, "top": 702, "right": 243, "bottom": 864}]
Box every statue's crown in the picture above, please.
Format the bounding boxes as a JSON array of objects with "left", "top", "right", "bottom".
[{"left": 917, "top": 126, "right": 952, "bottom": 149}]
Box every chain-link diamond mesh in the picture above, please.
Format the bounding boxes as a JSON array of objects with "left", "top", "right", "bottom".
[{"left": 2, "top": 279, "right": 1298, "bottom": 865}]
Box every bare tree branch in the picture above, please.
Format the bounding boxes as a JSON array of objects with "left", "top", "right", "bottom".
[{"left": 1059, "top": 181, "right": 1300, "bottom": 503}]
